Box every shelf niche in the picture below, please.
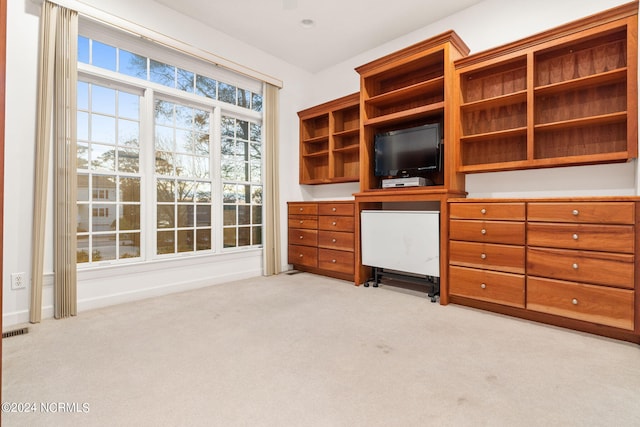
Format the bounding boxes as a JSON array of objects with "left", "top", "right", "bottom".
[{"left": 455, "top": 2, "right": 638, "bottom": 173}]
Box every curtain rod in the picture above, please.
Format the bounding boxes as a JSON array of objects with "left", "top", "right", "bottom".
[{"left": 31, "top": 0, "right": 284, "bottom": 88}]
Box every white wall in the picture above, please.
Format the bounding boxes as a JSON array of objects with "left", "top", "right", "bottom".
[
  {"left": 4, "top": 0, "right": 638, "bottom": 326},
  {"left": 3, "top": 0, "right": 314, "bottom": 326},
  {"left": 303, "top": 0, "right": 637, "bottom": 201}
]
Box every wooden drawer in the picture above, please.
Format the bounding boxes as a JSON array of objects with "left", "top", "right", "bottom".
[
  {"left": 527, "top": 223, "right": 634, "bottom": 253},
  {"left": 288, "top": 245, "right": 318, "bottom": 268},
  {"left": 527, "top": 202, "right": 635, "bottom": 224},
  {"left": 527, "top": 247, "right": 634, "bottom": 289},
  {"left": 318, "top": 248, "right": 354, "bottom": 274},
  {"left": 449, "top": 240, "right": 525, "bottom": 274},
  {"left": 288, "top": 228, "right": 318, "bottom": 248},
  {"left": 288, "top": 216, "right": 318, "bottom": 230},
  {"left": 527, "top": 277, "right": 635, "bottom": 330},
  {"left": 318, "top": 215, "right": 354, "bottom": 232},
  {"left": 318, "top": 230, "right": 354, "bottom": 252},
  {"left": 450, "top": 202, "right": 526, "bottom": 220},
  {"left": 450, "top": 219, "right": 525, "bottom": 245},
  {"left": 318, "top": 202, "right": 354, "bottom": 216},
  {"left": 288, "top": 203, "right": 318, "bottom": 216},
  {"left": 449, "top": 265, "right": 525, "bottom": 308}
]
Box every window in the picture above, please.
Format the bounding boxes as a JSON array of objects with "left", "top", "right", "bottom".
[{"left": 77, "top": 22, "right": 263, "bottom": 266}]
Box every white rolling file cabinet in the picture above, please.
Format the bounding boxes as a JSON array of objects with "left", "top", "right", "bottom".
[{"left": 361, "top": 210, "right": 440, "bottom": 300}]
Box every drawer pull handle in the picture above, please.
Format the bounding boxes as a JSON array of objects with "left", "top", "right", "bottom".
[
  {"left": 332, "top": 238, "right": 337, "bottom": 243},
  {"left": 299, "top": 235, "right": 304, "bottom": 240},
  {"left": 480, "top": 253, "right": 487, "bottom": 260},
  {"left": 572, "top": 234, "right": 579, "bottom": 240},
  {"left": 332, "top": 259, "right": 337, "bottom": 263},
  {"left": 299, "top": 220, "right": 303, "bottom": 224},
  {"left": 480, "top": 283, "right": 486, "bottom": 289},
  {"left": 332, "top": 207, "right": 336, "bottom": 212},
  {"left": 299, "top": 254, "right": 303, "bottom": 258},
  {"left": 572, "top": 298, "right": 578, "bottom": 305},
  {"left": 481, "top": 229, "right": 487, "bottom": 235},
  {"left": 572, "top": 263, "right": 578, "bottom": 269},
  {"left": 572, "top": 209, "right": 579, "bottom": 216},
  {"left": 332, "top": 221, "right": 337, "bottom": 226},
  {"left": 299, "top": 208, "right": 303, "bottom": 212},
  {"left": 480, "top": 208, "right": 487, "bottom": 215}
]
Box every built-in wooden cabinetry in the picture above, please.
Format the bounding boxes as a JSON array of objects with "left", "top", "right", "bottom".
[
  {"left": 449, "top": 198, "right": 640, "bottom": 343},
  {"left": 298, "top": 93, "right": 360, "bottom": 184},
  {"left": 357, "top": 31, "right": 469, "bottom": 192},
  {"left": 287, "top": 201, "right": 355, "bottom": 281},
  {"left": 454, "top": 2, "right": 638, "bottom": 173},
  {"left": 449, "top": 202, "right": 526, "bottom": 308}
]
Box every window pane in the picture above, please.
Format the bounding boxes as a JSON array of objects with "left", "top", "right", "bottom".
[
  {"left": 176, "top": 129, "right": 193, "bottom": 153},
  {"left": 236, "top": 120, "right": 249, "bottom": 140},
  {"left": 91, "top": 114, "right": 116, "bottom": 144},
  {"left": 223, "top": 228, "right": 236, "bottom": 248},
  {"left": 118, "top": 148, "right": 139, "bottom": 173},
  {"left": 155, "top": 126, "right": 174, "bottom": 151},
  {"left": 195, "top": 183, "right": 211, "bottom": 203},
  {"left": 177, "top": 68, "right": 194, "bottom": 93},
  {"left": 193, "top": 157, "right": 209, "bottom": 179},
  {"left": 219, "top": 82, "right": 236, "bottom": 104},
  {"left": 252, "top": 226, "right": 262, "bottom": 245},
  {"left": 178, "top": 230, "right": 194, "bottom": 252},
  {"left": 78, "top": 36, "right": 90, "bottom": 64},
  {"left": 252, "top": 205, "right": 262, "bottom": 224},
  {"left": 155, "top": 100, "right": 174, "bottom": 125},
  {"left": 119, "top": 49, "right": 147, "bottom": 79},
  {"left": 77, "top": 235, "right": 89, "bottom": 263},
  {"left": 177, "top": 205, "right": 194, "bottom": 227},
  {"left": 120, "top": 205, "right": 140, "bottom": 230},
  {"left": 77, "top": 205, "right": 89, "bottom": 232},
  {"left": 78, "top": 81, "right": 89, "bottom": 110},
  {"left": 157, "top": 205, "right": 175, "bottom": 228},
  {"left": 238, "top": 227, "right": 251, "bottom": 246},
  {"left": 250, "top": 123, "right": 261, "bottom": 142},
  {"left": 223, "top": 184, "right": 236, "bottom": 203},
  {"left": 119, "top": 119, "right": 139, "bottom": 146},
  {"left": 221, "top": 117, "right": 234, "bottom": 137},
  {"left": 94, "top": 234, "right": 117, "bottom": 261},
  {"left": 175, "top": 154, "right": 193, "bottom": 177},
  {"left": 155, "top": 151, "right": 174, "bottom": 175},
  {"left": 195, "top": 75, "right": 217, "bottom": 99},
  {"left": 92, "top": 41, "right": 116, "bottom": 71},
  {"left": 157, "top": 231, "right": 174, "bottom": 254},
  {"left": 196, "top": 205, "right": 211, "bottom": 226},
  {"left": 120, "top": 232, "right": 140, "bottom": 259},
  {"left": 251, "top": 186, "right": 263, "bottom": 204},
  {"left": 119, "top": 92, "right": 140, "bottom": 120},
  {"left": 175, "top": 105, "right": 193, "bottom": 129},
  {"left": 78, "top": 143, "right": 89, "bottom": 170},
  {"left": 196, "top": 229, "right": 211, "bottom": 250},
  {"left": 77, "top": 174, "right": 89, "bottom": 202},
  {"left": 92, "top": 86, "right": 116, "bottom": 115},
  {"left": 150, "top": 59, "right": 175, "bottom": 88},
  {"left": 120, "top": 177, "right": 140, "bottom": 202},
  {"left": 157, "top": 179, "right": 175, "bottom": 202},
  {"left": 195, "top": 133, "right": 209, "bottom": 155},
  {"left": 223, "top": 205, "right": 236, "bottom": 225},
  {"left": 177, "top": 180, "right": 194, "bottom": 202},
  {"left": 92, "top": 204, "right": 114, "bottom": 232},
  {"left": 91, "top": 144, "right": 116, "bottom": 171},
  {"left": 251, "top": 93, "right": 263, "bottom": 112},
  {"left": 238, "top": 205, "right": 251, "bottom": 225},
  {"left": 77, "top": 111, "right": 89, "bottom": 140},
  {"left": 238, "top": 88, "right": 250, "bottom": 108}
]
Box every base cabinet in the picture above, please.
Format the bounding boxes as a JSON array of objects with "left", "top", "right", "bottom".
[
  {"left": 288, "top": 201, "right": 355, "bottom": 281},
  {"left": 449, "top": 197, "right": 639, "bottom": 343}
]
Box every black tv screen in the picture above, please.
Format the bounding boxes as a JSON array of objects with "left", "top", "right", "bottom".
[{"left": 374, "top": 123, "right": 441, "bottom": 177}]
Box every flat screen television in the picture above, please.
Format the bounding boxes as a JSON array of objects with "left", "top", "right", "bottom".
[{"left": 374, "top": 123, "right": 441, "bottom": 178}]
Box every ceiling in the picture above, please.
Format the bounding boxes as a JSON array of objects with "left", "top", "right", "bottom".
[{"left": 152, "top": 0, "right": 483, "bottom": 73}]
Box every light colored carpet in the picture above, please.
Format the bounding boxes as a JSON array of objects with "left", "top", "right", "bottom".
[{"left": 2, "top": 272, "right": 640, "bottom": 427}]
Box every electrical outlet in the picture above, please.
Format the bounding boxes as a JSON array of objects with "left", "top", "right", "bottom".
[{"left": 11, "top": 272, "right": 26, "bottom": 290}]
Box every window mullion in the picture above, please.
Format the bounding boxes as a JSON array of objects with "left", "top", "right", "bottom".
[
  {"left": 142, "top": 88, "right": 156, "bottom": 259},
  {"left": 212, "top": 107, "right": 223, "bottom": 253}
]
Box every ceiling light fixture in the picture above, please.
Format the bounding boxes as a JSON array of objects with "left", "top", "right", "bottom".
[{"left": 300, "top": 19, "right": 315, "bottom": 29}]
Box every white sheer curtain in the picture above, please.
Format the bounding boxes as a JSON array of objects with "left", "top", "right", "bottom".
[
  {"left": 263, "top": 83, "right": 281, "bottom": 275},
  {"left": 31, "top": 0, "right": 78, "bottom": 322}
]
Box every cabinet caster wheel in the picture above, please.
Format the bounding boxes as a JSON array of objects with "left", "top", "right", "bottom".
[{"left": 364, "top": 282, "right": 369, "bottom": 287}]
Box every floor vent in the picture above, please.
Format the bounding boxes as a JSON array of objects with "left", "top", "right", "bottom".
[{"left": 3, "top": 327, "right": 29, "bottom": 339}]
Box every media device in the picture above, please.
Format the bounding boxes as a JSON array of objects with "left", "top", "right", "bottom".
[
  {"left": 381, "top": 177, "right": 428, "bottom": 188},
  {"left": 374, "top": 123, "right": 442, "bottom": 180}
]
